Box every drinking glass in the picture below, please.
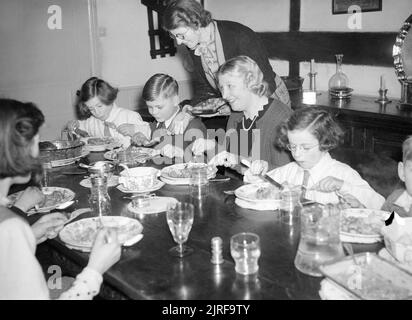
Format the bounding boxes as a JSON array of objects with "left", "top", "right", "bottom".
[
  {"left": 279, "top": 189, "right": 301, "bottom": 225},
  {"left": 190, "top": 166, "right": 209, "bottom": 199},
  {"left": 230, "top": 232, "right": 261, "bottom": 275},
  {"left": 166, "top": 202, "right": 194, "bottom": 257}
]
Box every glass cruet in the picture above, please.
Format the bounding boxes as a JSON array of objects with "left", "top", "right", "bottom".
[
  {"left": 328, "top": 54, "right": 350, "bottom": 92},
  {"left": 89, "top": 175, "right": 111, "bottom": 218}
]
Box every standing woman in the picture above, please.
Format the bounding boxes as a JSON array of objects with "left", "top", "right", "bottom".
[
  {"left": 162, "top": 0, "right": 291, "bottom": 112},
  {"left": 0, "top": 99, "right": 120, "bottom": 299}
]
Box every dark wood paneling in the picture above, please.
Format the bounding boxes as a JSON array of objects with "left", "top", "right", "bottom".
[{"left": 259, "top": 31, "right": 397, "bottom": 67}]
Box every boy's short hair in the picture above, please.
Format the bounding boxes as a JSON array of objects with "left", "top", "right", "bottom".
[
  {"left": 277, "top": 107, "right": 344, "bottom": 151},
  {"left": 402, "top": 136, "right": 412, "bottom": 162},
  {"left": 142, "top": 74, "right": 179, "bottom": 102}
]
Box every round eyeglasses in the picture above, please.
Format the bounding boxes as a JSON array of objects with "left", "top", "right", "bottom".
[
  {"left": 286, "top": 143, "right": 319, "bottom": 153},
  {"left": 169, "top": 28, "right": 190, "bottom": 41}
]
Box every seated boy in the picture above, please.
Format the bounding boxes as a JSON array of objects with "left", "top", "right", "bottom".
[
  {"left": 131, "top": 74, "right": 207, "bottom": 162},
  {"left": 381, "top": 136, "right": 412, "bottom": 216}
]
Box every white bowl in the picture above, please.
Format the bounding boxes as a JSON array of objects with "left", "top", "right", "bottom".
[{"left": 119, "top": 167, "right": 159, "bottom": 191}]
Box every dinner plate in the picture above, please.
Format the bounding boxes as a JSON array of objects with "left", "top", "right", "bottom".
[
  {"left": 127, "top": 196, "right": 178, "bottom": 215},
  {"left": 160, "top": 163, "right": 217, "bottom": 185},
  {"left": 80, "top": 175, "right": 119, "bottom": 188},
  {"left": 104, "top": 147, "right": 157, "bottom": 162},
  {"left": 51, "top": 150, "right": 89, "bottom": 168},
  {"left": 81, "top": 137, "right": 122, "bottom": 152},
  {"left": 8, "top": 187, "right": 75, "bottom": 215},
  {"left": 340, "top": 208, "right": 390, "bottom": 242},
  {"left": 59, "top": 216, "right": 143, "bottom": 251},
  {"left": 116, "top": 179, "right": 165, "bottom": 193},
  {"left": 234, "top": 183, "right": 282, "bottom": 203}
]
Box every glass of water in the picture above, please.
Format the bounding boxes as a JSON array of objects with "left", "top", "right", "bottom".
[
  {"left": 166, "top": 202, "right": 194, "bottom": 257},
  {"left": 230, "top": 232, "right": 261, "bottom": 275}
]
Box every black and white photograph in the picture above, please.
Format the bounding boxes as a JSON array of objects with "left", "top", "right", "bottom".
[{"left": 1, "top": 0, "right": 412, "bottom": 309}]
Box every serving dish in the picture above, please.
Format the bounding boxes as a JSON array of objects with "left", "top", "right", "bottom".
[{"left": 319, "top": 252, "right": 412, "bottom": 300}]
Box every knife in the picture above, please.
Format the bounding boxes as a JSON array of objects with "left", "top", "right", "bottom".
[
  {"left": 260, "top": 174, "right": 284, "bottom": 191},
  {"left": 240, "top": 159, "right": 284, "bottom": 190}
]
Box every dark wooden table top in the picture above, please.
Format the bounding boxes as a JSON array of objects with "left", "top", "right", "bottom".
[{"left": 38, "top": 152, "right": 383, "bottom": 300}]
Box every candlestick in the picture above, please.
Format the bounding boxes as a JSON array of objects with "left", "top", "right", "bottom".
[
  {"left": 308, "top": 72, "right": 317, "bottom": 92},
  {"left": 380, "top": 75, "right": 386, "bottom": 91},
  {"left": 375, "top": 88, "right": 392, "bottom": 105},
  {"left": 310, "top": 59, "right": 315, "bottom": 74}
]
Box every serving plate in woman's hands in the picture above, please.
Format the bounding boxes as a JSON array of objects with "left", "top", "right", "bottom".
[{"left": 59, "top": 216, "right": 143, "bottom": 251}]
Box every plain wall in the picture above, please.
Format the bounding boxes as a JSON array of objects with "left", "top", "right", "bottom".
[
  {"left": 96, "top": 0, "right": 193, "bottom": 110},
  {"left": 298, "top": 0, "right": 412, "bottom": 98}
]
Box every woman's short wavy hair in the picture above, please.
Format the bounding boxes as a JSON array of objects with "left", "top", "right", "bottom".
[
  {"left": 217, "top": 55, "right": 269, "bottom": 97},
  {"left": 277, "top": 107, "right": 344, "bottom": 152},
  {"left": 162, "top": 0, "right": 212, "bottom": 30},
  {"left": 142, "top": 73, "right": 179, "bottom": 102},
  {"left": 75, "top": 77, "right": 118, "bottom": 119},
  {"left": 0, "top": 98, "right": 44, "bottom": 179}
]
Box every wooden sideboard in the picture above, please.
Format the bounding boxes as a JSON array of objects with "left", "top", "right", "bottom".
[{"left": 298, "top": 92, "right": 412, "bottom": 162}]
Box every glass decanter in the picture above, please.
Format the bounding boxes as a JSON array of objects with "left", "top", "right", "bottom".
[
  {"left": 89, "top": 175, "right": 111, "bottom": 218},
  {"left": 328, "top": 54, "right": 350, "bottom": 93}
]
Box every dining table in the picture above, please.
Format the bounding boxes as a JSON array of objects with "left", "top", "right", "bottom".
[{"left": 31, "top": 151, "right": 383, "bottom": 300}]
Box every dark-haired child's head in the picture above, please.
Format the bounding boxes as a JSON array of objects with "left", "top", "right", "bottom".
[
  {"left": 0, "top": 98, "right": 44, "bottom": 180},
  {"left": 398, "top": 136, "right": 412, "bottom": 196},
  {"left": 142, "top": 73, "right": 180, "bottom": 123},
  {"left": 277, "top": 107, "right": 344, "bottom": 169},
  {"left": 76, "top": 77, "right": 118, "bottom": 120}
]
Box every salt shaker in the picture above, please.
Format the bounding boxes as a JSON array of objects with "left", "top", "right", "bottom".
[{"left": 211, "top": 236, "right": 223, "bottom": 264}]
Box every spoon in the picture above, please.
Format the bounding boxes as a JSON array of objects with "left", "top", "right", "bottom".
[{"left": 343, "top": 243, "right": 360, "bottom": 266}]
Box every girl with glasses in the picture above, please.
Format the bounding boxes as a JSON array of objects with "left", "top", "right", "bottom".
[{"left": 245, "top": 107, "right": 385, "bottom": 209}]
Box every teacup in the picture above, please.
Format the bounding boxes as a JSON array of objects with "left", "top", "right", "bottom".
[{"left": 119, "top": 167, "right": 159, "bottom": 191}]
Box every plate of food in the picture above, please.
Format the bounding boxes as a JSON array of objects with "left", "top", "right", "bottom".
[
  {"left": 190, "top": 98, "right": 229, "bottom": 117},
  {"left": 319, "top": 252, "right": 412, "bottom": 300},
  {"left": 59, "top": 216, "right": 143, "bottom": 252},
  {"left": 81, "top": 136, "right": 122, "bottom": 152},
  {"left": 8, "top": 187, "right": 75, "bottom": 215},
  {"left": 340, "top": 208, "right": 390, "bottom": 242},
  {"left": 235, "top": 183, "right": 282, "bottom": 203},
  {"left": 104, "top": 147, "right": 159, "bottom": 165},
  {"left": 160, "top": 163, "right": 217, "bottom": 185}
]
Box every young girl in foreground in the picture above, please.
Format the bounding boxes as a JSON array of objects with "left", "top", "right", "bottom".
[
  {"left": 246, "top": 107, "right": 385, "bottom": 209},
  {"left": 0, "top": 99, "right": 120, "bottom": 299}
]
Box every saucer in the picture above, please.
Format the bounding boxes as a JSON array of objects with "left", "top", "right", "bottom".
[
  {"left": 79, "top": 175, "right": 119, "bottom": 188},
  {"left": 127, "top": 196, "right": 178, "bottom": 215},
  {"left": 116, "top": 179, "right": 165, "bottom": 193}
]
